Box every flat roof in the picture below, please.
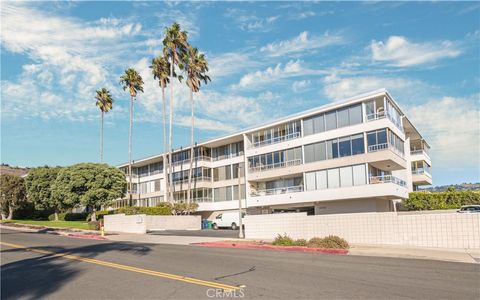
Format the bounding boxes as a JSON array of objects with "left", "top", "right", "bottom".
[{"left": 118, "top": 88, "right": 426, "bottom": 167}]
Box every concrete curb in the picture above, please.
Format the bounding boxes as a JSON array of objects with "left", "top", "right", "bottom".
[
  {"left": 192, "top": 241, "right": 349, "bottom": 254},
  {"left": 0, "top": 223, "right": 105, "bottom": 241}
]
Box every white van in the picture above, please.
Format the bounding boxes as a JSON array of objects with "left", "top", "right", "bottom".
[{"left": 212, "top": 212, "right": 245, "bottom": 230}]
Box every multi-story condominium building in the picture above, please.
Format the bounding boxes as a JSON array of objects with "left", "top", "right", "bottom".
[{"left": 114, "top": 89, "right": 432, "bottom": 218}]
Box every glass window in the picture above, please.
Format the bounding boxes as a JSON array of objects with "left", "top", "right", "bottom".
[
  {"left": 349, "top": 104, "right": 362, "bottom": 125},
  {"left": 326, "top": 140, "right": 334, "bottom": 159},
  {"left": 286, "top": 148, "right": 294, "bottom": 161},
  {"left": 339, "top": 137, "right": 352, "bottom": 157},
  {"left": 303, "top": 118, "right": 314, "bottom": 136},
  {"left": 304, "top": 144, "right": 315, "bottom": 163},
  {"left": 316, "top": 170, "right": 328, "bottom": 189},
  {"left": 273, "top": 152, "right": 280, "bottom": 164},
  {"left": 226, "top": 186, "right": 232, "bottom": 201},
  {"left": 337, "top": 107, "right": 349, "bottom": 128},
  {"left": 325, "top": 111, "right": 337, "bottom": 131},
  {"left": 351, "top": 134, "right": 365, "bottom": 155},
  {"left": 332, "top": 139, "right": 339, "bottom": 158},
  {"left": 327, "top": 168, "right": 340, "bottom": 188},
  {"left": 294, "top": 147, "right": 302, "bottom": 161},
  {"left": 266, "top": 153, "right": 273, "bottom": 165},
  {"left": 340, "top": 166, "right": 353, "bottom": 187},
  {"left": 377, "top": 129, "right": 387, "bottom": 144},
  {"left": 314, "top": 141, "right": 326, "bottom": 161},
  {"left": 225, "top": 165, "right": 232, "bottom": 180},
  {"left": 353, "top": 164, "right": 366, "bottom": 185},
  {"left": 314, "top": 115, "right": 325, "bottom": 133},
  {"left": 305, "top": 172, "right": 316, "bottom": 191},
  {"left": 367, "top": 132, "right": 377, "bottom": 146}
]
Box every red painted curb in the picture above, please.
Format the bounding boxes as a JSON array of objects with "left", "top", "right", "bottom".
[
  {"left": 66, "top": 233, "right": 107, "bottom": 241},
  {"left": 192, "top": 242, "right": 349, "bottom": 255}
]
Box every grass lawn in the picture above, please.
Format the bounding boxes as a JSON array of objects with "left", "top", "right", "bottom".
[{"left": 1, "top": 220, "right": 91, "bottom": 230}]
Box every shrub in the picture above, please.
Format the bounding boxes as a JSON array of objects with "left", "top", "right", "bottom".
[
  {"left": 404, "top": 191, "right": 480, "bottom": 211},
  {"left": 87, "top": 210, "right": 113, "bottom": 221},
  {"left": 48, "top": 212, "right": 67, "bottom": 221},
  {"left": 272, "top": 234, "right": 296, "bottom": 246},
  {"left": 65, "top": 212, "right": 89, "bottom": 221},
  {"left": 294, "top": 239, "right": 308, "bottom": 246},
  {"left": 307, "top": 236, "right": 350, "bottom": 249},
  {"left": 88, "top": 221, "right": 100, "bottom": 230},
  {"left": 116, "top": 205, "right": 172, "bottom": 216}
]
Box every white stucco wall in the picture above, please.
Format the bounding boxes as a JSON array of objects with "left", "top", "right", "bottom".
[
  {"left": 244, "top": 212, "right": 480, "bottom": 249},
  {"left": 145, "top": 215, "right": 201, "bottom": 231},
  {"left": 104, "top": 214, "right": 147, "bottom": 234}
]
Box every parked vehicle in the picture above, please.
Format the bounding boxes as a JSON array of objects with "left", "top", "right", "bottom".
[
  {"left": 457, "top": 205, "right": 480, "bottom": 213},
  {"left": 212, "top": 212, "right": 245, "bottom": 230}
]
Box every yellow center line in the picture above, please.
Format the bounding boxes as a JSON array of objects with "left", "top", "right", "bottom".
[{"left": 0, "top": 241, "right": 241, "bottom": 291}]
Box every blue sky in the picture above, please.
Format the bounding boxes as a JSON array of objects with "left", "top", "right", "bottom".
[{"left": 1, "top": 1, "right": 479, "bottom": 186}]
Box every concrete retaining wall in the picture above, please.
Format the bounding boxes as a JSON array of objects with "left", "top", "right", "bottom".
[
  {"left": 145, "top": 215, "right": 201, "bottom": 231},
  {"left": 104, "top": 214, "right": 147, "bottom": 234},
  {"left": 244, "top": 212, "right": 480, "bottom": 249}
]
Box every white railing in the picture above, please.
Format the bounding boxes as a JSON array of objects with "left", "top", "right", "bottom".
[
  {"left": 412, "top": 169, "right": 432, "bottom": 177},
  {"left": 173, "top": 176, "right": 211, "bottom": 185},
  {"left": 249, "top": 159, "right": 302, "bottom": 173},
  {"left": 366, "top": 112, "right": 386, "bottom": 121},
  {"left": 171, "top": 156, "right": 211, "bottom": 167},
  {"left": 369, "top": 175, "right": 406, "bottom": 187},
  {"left": 192, "top": 197, "right": 213, "bottom": 203},
  {"left": 250, "top": 185, "right": 303, "bottom": 197},
  {"left": 410, "top": 149, "right": 430, "bottom": 159},
  {"left": 251, "top": 131, "right": 301, "bottom": 148},
  {"left": 368, "top": 143, "right": 405, "bottom": 158}
]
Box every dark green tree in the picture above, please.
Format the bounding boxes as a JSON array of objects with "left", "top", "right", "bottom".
[
  {"left": 51, "top": 163, "right": 127, "bottom": 221},
  {"left": 0, "top": 174, "right": 27, "bottom": 220},
  {"left": 24, "top": 166, "right": 63, "bottom": 220}
]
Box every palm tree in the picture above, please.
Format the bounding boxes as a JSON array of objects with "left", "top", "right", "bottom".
[
  {"left": 163, "top": 23, "right": 189, "bottom": 203},
  {"left": 150, "top": 55, "right": 172, "bottom": 203},
  {"left": 95, "top": 88, "right": 114, "bottom": 163},
  {"left": 182, "top": 47, "right": 210, "bottom": 204},
  {"left": 120, "top": 68, "right": 144, "bottom": 206}
]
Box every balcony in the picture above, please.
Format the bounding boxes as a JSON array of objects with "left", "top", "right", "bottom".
[
  {"left": 192, "top": 197, "right": 213, "bottom": 203},
  {"left": 366, "top": 111, "right": 386, "bottom": 122},
  {"left": 369, "top": 175, "right": 406, "bottom": 187},
  {"left": 368, "top": 142, "right": 404, "bottom": 158},
  {"left": 412, "top": 169, "right": 433, "bottom": 185},
  {"left": 251, "top": 132, "right": 301, "bottom": 148},
  {"left": 171, "top": 156, "right": 211, "bottom": 167},
  {"left": 251, "top": 185, "right": 303, "bottom": 197},
  {"left": 173, "top": 176, "right": 212, "bottom": 185},
  {"left": 249, "top": 159, "right": 302, "bottom": 173}
]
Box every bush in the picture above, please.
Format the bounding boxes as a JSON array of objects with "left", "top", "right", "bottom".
[
  {"left": 87, "top": 221, "right": 100, "bottom": 230},
  {"left": 87, "top": 210, "right": 113, "bottom": 221},
  {"left": 294, "top": 238, "right": 308, "bottom": 246},
  {"left": 272, "top": 234, "right": 296, "bottom": 246},
  {"left": 65, "top": 212, "right": 89, "bottom": 221},
  {"left": 404, "top": 191, "right": 480, "bottom": 211},
  {"left": 14, "top": 203, "right": 53, "bottom": 220},
  {"left": 48, "top": 212, "right": 67, "bottom": 221},
  {"left": 307, "top": 236, "right": 350, "bottom": 249},
  {"left": 116, "top": 205, "right": 172, "bottom": 216}
]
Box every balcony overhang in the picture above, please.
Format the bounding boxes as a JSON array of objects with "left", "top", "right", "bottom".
[{"left": 412, "top": 173, "right": 433, "bottom": 185}]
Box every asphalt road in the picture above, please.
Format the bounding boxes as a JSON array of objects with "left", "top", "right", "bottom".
[
  {"left": 1, "top": 228, "right": 479, "bottom": 300},
  {"left": 149, "top": 229, "right": 239, "bottom": 238}
]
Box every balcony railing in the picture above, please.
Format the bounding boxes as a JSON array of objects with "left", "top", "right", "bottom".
[
  {"left": 410, "top": 149, "right": 430, "bottom": 159},
  {"left": 251, "top": 131, "right": 301, "bottom": 148},
  {"left": 366, "top": 112, "right": 386, "bottom": 121},
  {"left": 171, "top": 156, "right": 211, "bottom": 167},
  {"left": 368, "top": 143, "right": 404, "bottom": 158},
  {"left": 412, "top": 169, "right": 432, "bottom": 177},
  {"left": 192, "top": 197, "right": 213, "bottom": 203},
  {"left": 251, "top": 185, "right": 303, "bottom": 197},
  {"left": 173, "top": 176, "right": 211, "bottom": 185},
  {"left": 369, "top": 175, "right": 406, "bottom": 187},
  {"left": 249, "top": 159, "right": 302, "bottom": 173}
]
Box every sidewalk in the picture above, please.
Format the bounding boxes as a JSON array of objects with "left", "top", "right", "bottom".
[{"left": 106, "top": 232, "right": 245, "bottom": 245}]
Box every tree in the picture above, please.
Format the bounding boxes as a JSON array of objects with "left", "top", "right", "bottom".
[
  {"left": 120, "top": 68, "right": 144, "bottom": 206},
  {"left": 95, "top": 88, "right": 114, "bottom": 163},
  {"left": 51, "top": 163, "right": 127, "bottom": 222},
  {"left": 150, "top": 55, "right": 172, "bottom": 203},
  {"left": 182, "top": 47, "right": 210, "bottom": 204},
  {"left": 0, "top": 174, "right": 27, "bottom": 220},
  {"left": 24, "top": 166, "right": 63, "bottom": 220},
  {"left": 163, "top": 22, "right": 189, "bottom": 203}
]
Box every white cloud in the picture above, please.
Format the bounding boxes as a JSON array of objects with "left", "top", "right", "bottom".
[
  {"left": 260, "top": 31, "right": 343, "bottom": 57},
  {"left": 223, "top": 8, "right": 279, "bottom": 32},
  {"left": 406, "top": 95, "right": 480, "bottom": 167},
  {"left": 208, "top": 52, "right": 258, "bottom": 79},
  {"left": 371, "top": 36, "right": 462, "bottom": 67},
  {"left": 292, "top": 80, "right": 311, "bottom": 93}
]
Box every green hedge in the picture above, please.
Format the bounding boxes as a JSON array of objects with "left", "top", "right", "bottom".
[
  {"left": 116, "top": 206, "right": 172, "bottom": 216},
  {"left": 272, "top": 234, "right": 350, "bottom": 249},
  {"left": 48, "top": 212, "right": 89, "bottom": 221},
  {"left": 404, "top": 191, "right": 480, "bottom": 211}
]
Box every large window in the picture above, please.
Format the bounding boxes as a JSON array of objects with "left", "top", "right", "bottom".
[
  {"left": 305, "top": 164, "right": 366, "bottom": 191},
  {"left": 367, "top": 128, "right": 404, "bottom": 155},
  {"left": 251, "top": 121, "right": 301, "bottom": 147},
  {"left": 212, "top": 142, "right": 244, "bottom": 161},
  {"left": 304, "top": 104, "right": 363, "bottom": 136},
  {"left": 310, "top": 133, "right": 366, "bottom": 161},
  {"left": 325, "top": 111, "right": 337, "bottom": 131},
  {"left": 248, "top": 147, "right": 302, "bottom": 171}
]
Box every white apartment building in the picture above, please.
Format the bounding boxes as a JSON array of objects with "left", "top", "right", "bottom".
[{"left": 114, "top": 89, "right": 432, "bottom": 219}]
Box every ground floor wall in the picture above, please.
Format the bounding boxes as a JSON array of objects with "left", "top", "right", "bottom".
[{"left": 244, "top": 212, "right": 480, "bottom": 249}]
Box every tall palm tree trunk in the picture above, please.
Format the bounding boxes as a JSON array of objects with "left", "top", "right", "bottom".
[
  {"left": 162, "top": 87, "right": 169, "bottom": 203},
  {"left": 187, "top": 89, "right": 194, "bottom": 205},
  {"left": 168, "top": 56, "right": 174, "bottom": 204},
  {"left": 128, "top": 95, "right": 134, "bottom": 206},
  {"left": 100, "top": 111, "right": 104, "bottom": 163}
]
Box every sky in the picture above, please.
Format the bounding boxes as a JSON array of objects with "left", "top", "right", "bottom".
[{"left": 1, "top": 1, "right": 479, "bottom": 186}]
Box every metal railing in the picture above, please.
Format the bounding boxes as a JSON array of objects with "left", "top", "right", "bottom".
[
  {"left": 366, "top": 112, "right": 386, "bottom": 121},
  {"left": 412, "top": 169, "right": 432, "bottom": 177},
  {"left": 171, "top": 156, "right": 212, "bottom": 167},
  {"left": 251, "top": 131, "right": 301, "bottom": 148},
  {"left": 369, "top": 175, "right": 406, "bottom": 187},
  {"left": 250, "top": 185, "right": 303, "bottom": 197},
  {"left": 368, "top": 143, "right": 405, "bottom": 158},
  {"left": 192, "top": 197, "right": 213, "bottom": 203},
  {"left": 173, "top": 176, "right": 212, "bottom": 185},
  {"left": 410, "top": 149, "right": 430, "bottom": 159},
  {"left": 249, "top": 159, "right": 302, "bottom": 173}
]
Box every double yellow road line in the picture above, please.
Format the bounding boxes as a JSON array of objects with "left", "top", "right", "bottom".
[{"left": 0, "top": 241, "right": 241, "bottom": 292}]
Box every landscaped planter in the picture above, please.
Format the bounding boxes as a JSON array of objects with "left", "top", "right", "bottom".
[{"left": 192, "top": 241, "right": 349, "bottom": 254}]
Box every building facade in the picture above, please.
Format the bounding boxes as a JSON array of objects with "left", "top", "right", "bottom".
[{"left": 114, "top": 89, "right": 432, "bottom": 219}]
